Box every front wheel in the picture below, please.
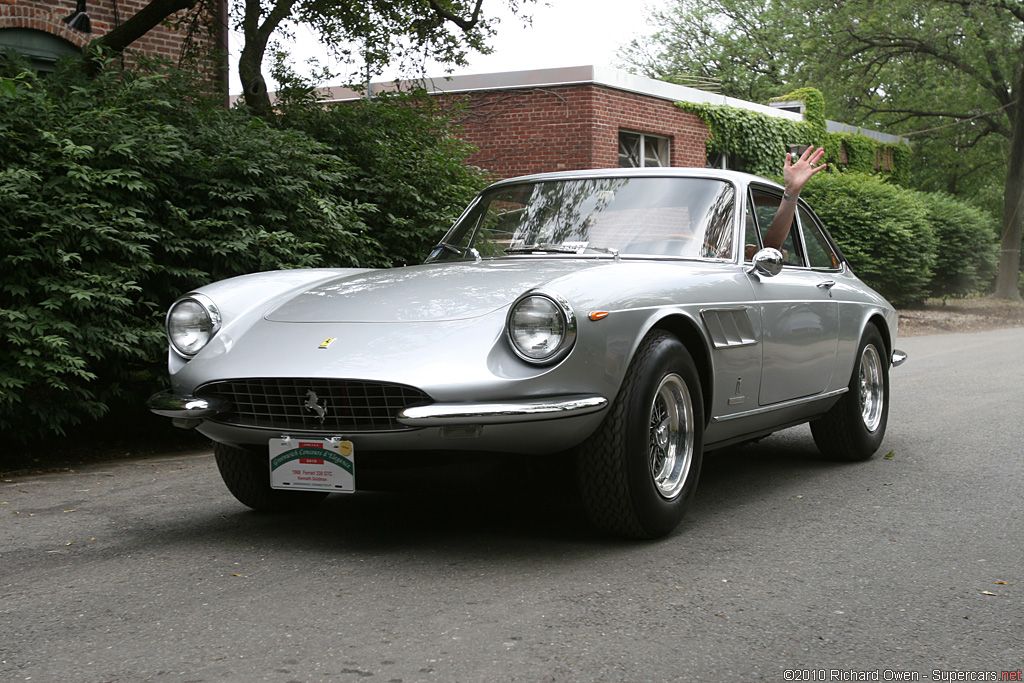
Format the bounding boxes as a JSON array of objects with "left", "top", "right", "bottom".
[
  {"left": 576, "top": 330, "right": 704, "bottom": 539},
  {"left": 214, "top": 442, "right": 328, "bottom": 511},
  {"left": 811, "top": 324, "right": 889, "bottom": 461}
]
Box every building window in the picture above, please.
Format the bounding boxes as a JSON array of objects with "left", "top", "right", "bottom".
[
  {"left": 705, "top": 151, "right": 748, "bottom": 172},
  {"left": 0, "top": 29, "right": 81, "bottom": 74},
  {"left": 619, "top": 131, "right": 670, "bottom": 168}
]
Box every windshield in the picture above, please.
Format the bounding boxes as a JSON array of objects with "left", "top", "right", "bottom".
[{"left": 427, "top": 176, "right": 736, "bottom": 262}]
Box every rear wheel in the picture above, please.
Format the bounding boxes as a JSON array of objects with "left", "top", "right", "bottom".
[
  {"left": 811, "top": 324, "right": 889, "bottom": 461},
  {"left": 576, "top": 330, "right": 704, "bottom": 539},
  {"left": 214, "top": 442, "right": 328, "bottom": 511}
]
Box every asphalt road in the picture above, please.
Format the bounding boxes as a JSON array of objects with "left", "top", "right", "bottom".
[{"left": 2, "top": 328, "right": 1022, "bottom": 683}]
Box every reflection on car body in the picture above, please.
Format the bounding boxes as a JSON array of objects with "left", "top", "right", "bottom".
[{"left": 149, "top": 168, "right": 905, "bottom": 538}]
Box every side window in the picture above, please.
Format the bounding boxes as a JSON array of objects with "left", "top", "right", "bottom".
[
  {"left": 799, "top": 205, "right": 840, "bottom": 270},
  {"left": 750, "top": 188, "right": 804, "bottom": 266}
]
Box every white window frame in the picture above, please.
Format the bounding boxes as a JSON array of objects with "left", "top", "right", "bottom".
[{"left": 619, "top": 131, "right": 671, "bottom": 168}]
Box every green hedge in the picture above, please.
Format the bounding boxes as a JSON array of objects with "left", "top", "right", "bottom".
[
  {"left": 0, "top": 56, "right": 481, "bottom": 442},
  {"left": 800, "top": 173, "right": 999, "bottom": 305},
  {"left": 799, "top": 173, "right": 936, "bottom": 306},
  {"left": 916, "top": 192, "right": 999, "bottom": 299}
]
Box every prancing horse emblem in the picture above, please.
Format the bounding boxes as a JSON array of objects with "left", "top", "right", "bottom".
[{"left": 303, "top": 390, "right": 328, "bottom": 423}]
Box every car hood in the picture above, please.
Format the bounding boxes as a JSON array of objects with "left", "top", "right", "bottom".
[{"left": 263, "top": 259, "right": 607, "bottom": 323}]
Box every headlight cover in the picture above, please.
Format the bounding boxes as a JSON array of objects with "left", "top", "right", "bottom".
[
  {"left": 507, "top": 292, "right": 577, "bottom": 364},
  {"left": 167, "top": 293, "right": 221, "bottom": 359}
]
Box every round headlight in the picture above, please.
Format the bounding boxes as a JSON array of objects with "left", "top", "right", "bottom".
[
  {"left": 167, "top": 294, "right": 221, "bottom": 358},
  {"left": 507, "top": 293, "right": 577, "bottom": 364}
]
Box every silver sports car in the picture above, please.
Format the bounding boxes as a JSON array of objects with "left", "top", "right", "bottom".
[{"left": 149, "top": 168, "right": 906, "bottom": 538}]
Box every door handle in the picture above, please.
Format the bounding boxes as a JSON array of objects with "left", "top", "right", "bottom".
[{"left": 817, "top": 280, "right": 836, "bottom": 289}]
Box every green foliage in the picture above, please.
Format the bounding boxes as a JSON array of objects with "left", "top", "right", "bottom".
[
  {"left": 626, "top": 0, "right": 1015, "bottom": 262},
  {"left": 915, "top": 192, "right": 999, "bottom": 299},
  {"left": 772, "top": 88, "right": 826, "bottom": 133},
  {"left": 1, "top": 52, "right": 488, "bottom": 443},
  {"left": 273, "top": 82, "right": 490, "bottom": 266},
  {"left": 680, "top": 94, "right": 910, "bottom": 184},
  {"left": 799, "top": 173, "right": 935, "bottom": 307},
  {"left": 0, "top": 56, "right": 380, "bottom": 441},
  {"left": 618, "top": 0, "right": 811, "bottom": 104},
  {"left": 235, "top": 0, "right": 535, "bottom": 116},
  {"left": 678, "top": 101, "right": 807, "bottom": 177}
]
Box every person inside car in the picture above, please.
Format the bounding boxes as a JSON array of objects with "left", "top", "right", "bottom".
[{"left": 763, "top": 145, "right": 827, "bottom": 250}]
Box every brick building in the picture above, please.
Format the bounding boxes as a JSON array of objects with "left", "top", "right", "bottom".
[
  {"left": 311, "top": 65, "right": 905, "bottom": 180},
  {"left": 0, "top": 0, "right": 227, "bottom": 91}
]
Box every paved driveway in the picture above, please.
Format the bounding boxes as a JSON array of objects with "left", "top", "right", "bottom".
[{"left": 2, "top": 328, "right": 1021, "bottom": 682}]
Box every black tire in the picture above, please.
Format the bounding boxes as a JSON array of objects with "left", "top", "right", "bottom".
[
  {"left": 811, "top": 324, "right": 889, "bottom": 461},
  {"left": 213, "top": 442, "right": 328, "bottom": 511},
  {"left": 576, "top": 330, "right": 704, "bottom": 539}
]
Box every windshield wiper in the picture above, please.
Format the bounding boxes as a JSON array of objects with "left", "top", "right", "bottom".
[
  {"left": 504, "top": 243, "right": 580, "bottom": 254},
  {"left": 433, "top": 241, "right": 464, "bottom": 255},
  {"left": 583, "top": 246, "right": 620, "bottom": 258}
]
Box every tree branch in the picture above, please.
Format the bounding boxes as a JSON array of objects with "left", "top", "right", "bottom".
[
  {"left": 425, "top": 0, "right": 484, "bottom": 31},
  {"left": 90, "top": 0, "right": 197, "bottom": 53}
]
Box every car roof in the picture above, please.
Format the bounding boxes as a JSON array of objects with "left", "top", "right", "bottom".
[{"left": 487, "top": 167, "right": 784, "bottom": 191}]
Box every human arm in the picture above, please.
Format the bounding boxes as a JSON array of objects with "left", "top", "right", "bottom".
[{"left": 762, "top": 146, "right": 827, "bottom": 250}]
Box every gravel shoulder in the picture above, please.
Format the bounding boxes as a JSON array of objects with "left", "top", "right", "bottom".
[{"left": 897, "top": 296, "right": 1024, "bottom": 336}]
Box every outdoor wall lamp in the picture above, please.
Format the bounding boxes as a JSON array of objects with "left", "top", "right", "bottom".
[{"left": 62, "top": 0, "right": 92, "bottom": 34}]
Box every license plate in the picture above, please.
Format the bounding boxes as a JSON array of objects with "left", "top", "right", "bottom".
[{"left": 268, "top": 438, "right": 355, "bottom": 493}]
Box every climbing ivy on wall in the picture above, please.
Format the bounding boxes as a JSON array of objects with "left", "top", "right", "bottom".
[
  {"left": 772, "top": 88, "right": 826, "bottom": 133},
  {"left": 678, "top": 88, "right": 909, "bottom": 184},
  {"left": 676, "top": 102, "right": 807, "bottom": 177},
  {"left": 823, "top": 133, "right": 911, "bottom": 186}
]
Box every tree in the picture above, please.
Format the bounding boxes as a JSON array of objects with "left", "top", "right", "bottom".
[
  {"left": 618, "top": 0, "right": 813, "bottom": 103},
  {"left": 89, "top": 0, "right": 532, "bottom": 117},
  {"left": 811, "top": 0, "right": 1023, "bottom": 299},
  {"left": 621, "top": 0, "right": 1023, "bottom": 299}
]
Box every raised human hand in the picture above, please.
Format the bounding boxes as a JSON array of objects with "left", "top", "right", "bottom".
[{"left": 783, "top": 146, "right": 827, "bottom": 198}]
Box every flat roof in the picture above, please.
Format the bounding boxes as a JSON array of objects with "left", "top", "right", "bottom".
[
  {"left": 316, "top": 65, "right": 802, "bottom": 121},
  {"left": 308, "top": 65, "right": 906, "bottom": 146}
]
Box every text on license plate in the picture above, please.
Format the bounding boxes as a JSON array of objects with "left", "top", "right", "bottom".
[{"left": 268, "top": 438, "right": 354, "bottom": 492}]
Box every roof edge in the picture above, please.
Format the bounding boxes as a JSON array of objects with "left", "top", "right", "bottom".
[{"left": 312, "top": 65, "right": 804, "bottom": 123}]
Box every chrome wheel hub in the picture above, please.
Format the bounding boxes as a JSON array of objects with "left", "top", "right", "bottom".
[
  {"left": 648, "top": 374, "right": 694, "bottom": 499},
  {"left": 858, "top": 344, "right": 884, "bottom": 432}
]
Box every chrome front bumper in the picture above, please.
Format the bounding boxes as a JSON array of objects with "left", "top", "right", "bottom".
[
  {"left": 892, "top": 349, "right": 908, "bottom": 367},
  {"left": 396, "top": 395, "right": 608, "bottom": 426},
  {"left": 148, "top": 390, "right": 608, "bottom": 427}
]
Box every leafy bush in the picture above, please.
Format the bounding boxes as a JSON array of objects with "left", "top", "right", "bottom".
[
  {"left": 272, "top": 79, "right": 490, "bottom": 267},
  {"left": 0, "top": 57, "right": 380, "bottom": 441},
  {"left": 799, "top": 173, "right": 936, "bottom": 306},
  {"left": 916, "top": 192, "right": 999, "bottom": 299}
]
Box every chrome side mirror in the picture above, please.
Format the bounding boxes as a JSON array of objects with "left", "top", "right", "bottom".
[{"left": 748, "top": 248, "right": 784, "bottom": 278}]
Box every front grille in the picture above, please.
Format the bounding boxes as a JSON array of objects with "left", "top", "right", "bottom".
[{"left": 196, "top": 378, "right": 433, "bottom": 432}]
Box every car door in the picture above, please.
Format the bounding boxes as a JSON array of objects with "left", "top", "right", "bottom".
[{"left": 747, "top": 186, "right": 840, "bottom": 405}]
